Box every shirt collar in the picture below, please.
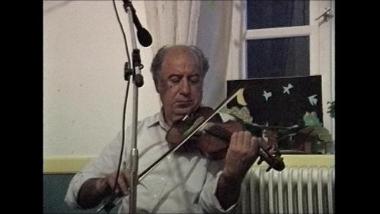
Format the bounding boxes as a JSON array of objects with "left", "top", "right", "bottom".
[{"left": 147, "top": 108, "right": 170, "bottom": 131}]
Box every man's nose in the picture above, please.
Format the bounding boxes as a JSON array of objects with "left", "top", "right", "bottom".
[{"left": 179, "top": 79, "right": 190, "bottom": 95}]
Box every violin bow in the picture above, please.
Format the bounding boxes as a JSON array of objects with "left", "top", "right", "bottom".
[
  {"left": 98, "top": 88, "right": 283, "bottom": 211},
  {"left": 138, "top": 88, "right": 245, "bottom": 181}
]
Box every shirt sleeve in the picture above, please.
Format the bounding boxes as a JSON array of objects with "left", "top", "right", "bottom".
[
  {"left": 199, "top": 160, "right": 239, "bottom": 214},
  {"left": 64, "top": 131, "right": 127, "bottom": 209}
]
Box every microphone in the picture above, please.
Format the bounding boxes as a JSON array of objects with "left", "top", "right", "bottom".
[{"left": 123, "top": 0, "right": 152, "bottom": 47}]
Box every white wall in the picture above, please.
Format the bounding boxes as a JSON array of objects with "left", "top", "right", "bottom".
[{"left": 43, "top": 1, "right": 160, "bottom": 158}]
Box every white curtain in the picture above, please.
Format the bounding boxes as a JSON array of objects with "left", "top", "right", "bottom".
[
  {"left": 144, "top": 0, "right": 201, "bottom": 53},
  {"left": 144, "top": 0, "right": 245, "bottom": 108}
]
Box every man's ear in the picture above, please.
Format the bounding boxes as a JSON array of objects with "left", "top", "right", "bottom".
[{"left": 154, "top": 81, "right": 161, "bottom": 93}]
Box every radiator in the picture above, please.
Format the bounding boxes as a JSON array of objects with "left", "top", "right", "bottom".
[{"left": 239, "top": 166, "right": 335, "bottom": 214}]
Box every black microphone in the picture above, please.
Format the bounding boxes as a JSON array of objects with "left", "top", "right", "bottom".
[{"left": 123, "top": 0, "right": 152, "bottom": 47}]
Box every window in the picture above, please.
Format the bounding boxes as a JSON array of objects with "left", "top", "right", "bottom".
[
  {"left": 245, "top": 0, "right": 309, "bottom": 78},
  {"left": 243, "top": 0, "right": 335, "bottom": 139}
]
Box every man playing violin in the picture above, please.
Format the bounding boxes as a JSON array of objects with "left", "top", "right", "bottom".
[{"left": 65, "top": 45, "right": 272, "bottom": 213}]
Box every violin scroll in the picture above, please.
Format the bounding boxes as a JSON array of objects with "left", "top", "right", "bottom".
[{"left": 257, "top": 146, "right": 285, "bottom": 171}]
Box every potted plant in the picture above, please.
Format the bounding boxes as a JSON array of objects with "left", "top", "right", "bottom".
[{"left": 294, "top": 101, "right": 334, "bottom": 154}]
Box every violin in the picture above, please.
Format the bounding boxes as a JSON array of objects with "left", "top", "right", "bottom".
[
  {"left": 97, "top": 89, "right": 286, "bottom": 213},
  {"left": 136, "top": 88, "right": 286, "bottom": 181},
  {"left": 166, "top": 106, "right": 285, "bottom": 172}
]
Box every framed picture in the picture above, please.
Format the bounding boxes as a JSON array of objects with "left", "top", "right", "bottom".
[{"left": 225, "top": 75, "right": 328, "bottom": 154}]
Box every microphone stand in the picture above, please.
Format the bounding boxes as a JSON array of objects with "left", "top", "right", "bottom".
[
  {"left": 124, "top": 2, "right": 144, "bottom": 214},
  {"left": 97, "top": 1, "right": 147, "bottom": 213}
]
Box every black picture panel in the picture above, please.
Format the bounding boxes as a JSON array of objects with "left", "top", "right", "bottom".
[{"left": 227, "top": 75, "right": 322, "bottom": 127}]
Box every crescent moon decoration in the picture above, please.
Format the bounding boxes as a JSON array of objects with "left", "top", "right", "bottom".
[{"left": 236, "top": 88, "right": 248, "bottom": 106}]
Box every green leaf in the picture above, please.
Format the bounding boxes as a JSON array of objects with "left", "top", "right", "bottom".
[
  {"left": 312, "top": 127, "right": 332, "bottom": 143},
  {"left": 303, "top": 112, "right": 322, "bottom": 127},
  {"left": 327, "top": 101, "right": 335, "bottom": 118}
]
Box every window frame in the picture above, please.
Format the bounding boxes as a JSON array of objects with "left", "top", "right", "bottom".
[{"left": 242, "top": 0, "right": 335, "bottom": 138}]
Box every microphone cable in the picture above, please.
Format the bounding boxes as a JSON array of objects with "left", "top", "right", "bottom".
[{"left": 97, "top": 0, "right": 133, "bottom": 213}]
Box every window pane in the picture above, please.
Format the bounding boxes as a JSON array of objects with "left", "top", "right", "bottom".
[
  {"left": 247, "top": 37, "right": 309, "bottom": 78},
  {"left": 247, "top": 0, "right": 309, "bottom": 29}
]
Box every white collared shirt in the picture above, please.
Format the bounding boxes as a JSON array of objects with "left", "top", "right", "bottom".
[{"left": 64, "top": 111, "right": 237, "bottom": 213}]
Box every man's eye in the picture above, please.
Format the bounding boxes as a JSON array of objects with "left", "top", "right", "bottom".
[
  {"left": 169, "top": 76, "right": 181, "bottom": 83},
  {"left": 189, "top": 76, "right": 200, "bottom": 84}
]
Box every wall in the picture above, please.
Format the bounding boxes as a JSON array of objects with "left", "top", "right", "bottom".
[
  {"left": 43, "top": 1, "right": 160, "bottom": 159},
  {"left": 43, "top": 174, "right": 99, "bottom": 214},
  {"left": 44, "top": 155, "right": 334, "bottom": 213}
]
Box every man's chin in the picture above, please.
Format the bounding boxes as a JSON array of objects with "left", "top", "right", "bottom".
[
  {"left": 173, "top": 112, "right": 189, "bottom": 121},
  {"left": 173, "top": 107, "right": 194, "bottom": 116},
  {"left": 169, "top": 104, "right": 202, "bottom": 123},
  {"left": 171, "top": 109, "right": 193, "bottom": 122}
]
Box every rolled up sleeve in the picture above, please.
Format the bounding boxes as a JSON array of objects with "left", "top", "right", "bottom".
[
  {"left": 199, "top": 163, "right": 239, "bottom": 213},
  {"left": 64, "top": 131, "right": 126, "bottom": 209}
]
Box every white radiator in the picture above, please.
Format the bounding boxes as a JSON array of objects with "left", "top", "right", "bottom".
[{"left": 239, "top": 166, "right": 335, "bottom": 214}]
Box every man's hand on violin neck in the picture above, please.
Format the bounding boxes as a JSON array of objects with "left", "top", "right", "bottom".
[{"left": 222, "top": 131, "right": 259, "bottom": 182}]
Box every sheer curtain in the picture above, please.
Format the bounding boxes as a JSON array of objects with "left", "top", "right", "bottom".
[
  {"left": 144, "top": 0, "right": 244, "bottom": 108},
  {"left": 144, "top": 0, "right": 201, "bottom": 53},
  {"left": 197, "top": 1, "right": 245, "bottom": 107}
]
